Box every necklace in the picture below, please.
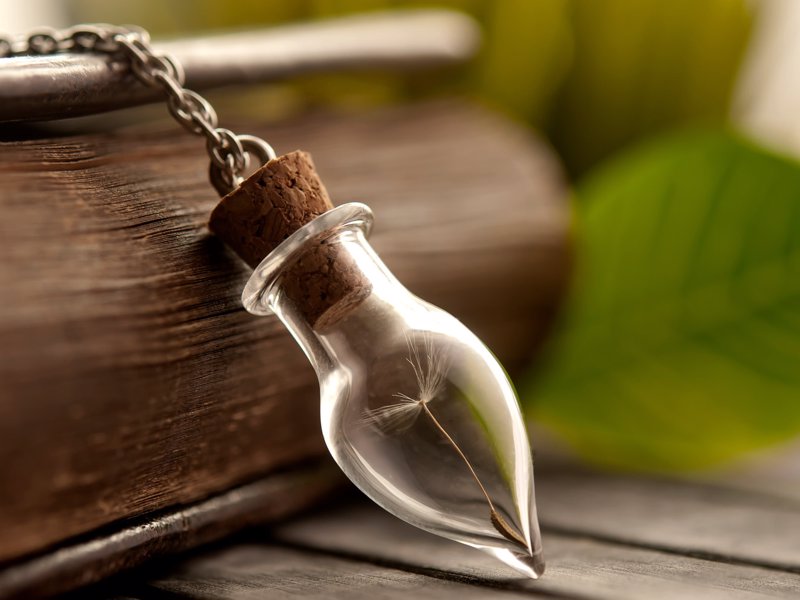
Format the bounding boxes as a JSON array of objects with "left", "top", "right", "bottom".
[{"left": 4, "top": 24, "right": 544, "bottom": 579}]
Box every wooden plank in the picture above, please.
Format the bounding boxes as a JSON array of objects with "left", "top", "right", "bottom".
[
  {"left": 270, "top": 501, "right": 800, "bottom": 600},
  {"left": 0, "top": 100, "right": 570, "bottom": 565},
  {"left": 0, "top": 462, "right": 342, "bottom": 600},
  {"left": 535, "top": 471, "right": 800, "bottom": 571},
  {"left": 141, "top": 544, "right": 557, "bottom": 600}
]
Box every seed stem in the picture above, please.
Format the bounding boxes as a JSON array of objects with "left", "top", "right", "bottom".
[{"left": 421, "top": 402, "right": 527, "bottom": 547}]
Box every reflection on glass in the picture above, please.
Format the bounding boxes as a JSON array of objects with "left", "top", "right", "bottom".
[{"left": 243, "top": 203, "right": 544, "bottom": 578}]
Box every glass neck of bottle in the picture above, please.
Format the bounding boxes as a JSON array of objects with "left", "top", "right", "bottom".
[{"left": 266, "top": 224, "right": 413, "bottom": 377}]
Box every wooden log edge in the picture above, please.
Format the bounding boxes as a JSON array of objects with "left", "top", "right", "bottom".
[{"left": 0, "top": 460, "right": 344, "bottom": 600}]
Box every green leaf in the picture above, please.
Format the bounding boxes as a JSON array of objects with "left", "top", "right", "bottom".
[{"left": 524, "top": 130, "right": 800, "bottom": 471}]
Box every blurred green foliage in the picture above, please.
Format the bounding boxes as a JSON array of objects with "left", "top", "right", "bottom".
[
  {"left": 549, "top": 0, "right": 752, "bottom": 174},
  {"left": 473, "top": 0, "right": 572, "bottom": 127},
  {"left": 72, "top": 0, "right": 752, "bottom": 175},
  {"left": 525, "top": 130, "right": 800, "bottom": 470}
]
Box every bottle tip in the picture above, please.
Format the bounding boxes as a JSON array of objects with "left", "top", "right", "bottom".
[
  {"left": 487, "top": 546, "right": 545, "bottom": 579},
  {"left": 512, "top": 549, "right": 546, "bottom": 579}
]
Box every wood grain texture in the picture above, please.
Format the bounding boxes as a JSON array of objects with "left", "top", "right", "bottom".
[
  {"left": 0, "top": 100, "right": 569, "bottom": 564},
  {"left": 0, "top": 461, "right": 342, "bottom": 600},
  {"left": 144, "top": 544, "right": 552, "bottom": 600},
  {"left": 132, "top": 485, "right": 800, "bottom": 600},
  {"left": 269, "top": 510, "right": 799, "bottom": 599},
  {"left": 535, "top": 470, "right": 800, "bottom": 572}
]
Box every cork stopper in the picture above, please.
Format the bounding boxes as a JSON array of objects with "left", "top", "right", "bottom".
[{"left": 209, "top": 151, "right": 370, "bottom": 329}]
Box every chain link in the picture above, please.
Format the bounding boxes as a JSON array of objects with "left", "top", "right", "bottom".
[{"left": 0, "top": 24, "right": 276, "bottom": 195}]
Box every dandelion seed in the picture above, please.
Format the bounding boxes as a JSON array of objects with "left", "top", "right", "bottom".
[
  {"left": 362, "top": 331, "right": 528, "bottom": 549},
  {"left": 362, "top": 332, "right": 450, "bottom": 434},
  {"left": 361, "top": 393, "right": 423, "bottom": 433}
]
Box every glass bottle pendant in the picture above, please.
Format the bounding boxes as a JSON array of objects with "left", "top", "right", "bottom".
[{"left": 242, "top": 203, "right": 545, "bottom": 578}]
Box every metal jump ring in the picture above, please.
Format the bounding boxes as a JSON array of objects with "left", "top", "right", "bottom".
[{"left": 209, "top": 135, "right": 277, "bottom": 197}]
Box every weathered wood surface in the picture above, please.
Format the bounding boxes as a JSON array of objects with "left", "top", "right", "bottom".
[
  {"left": 536, "top": 471, "right": 800, "bottom": 572},
  {"left": 0, "top": 462, "right": 342, "bottom": 600},
  {"left": 0, "top": 100, "right": 569, "bottom": 570},
  {"left": 109, "top": 471, "right": 800, "bottom": 600}
]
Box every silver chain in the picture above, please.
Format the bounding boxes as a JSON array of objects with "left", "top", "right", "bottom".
[{"left": 0, "top": 24, "right": 276, "bottom": 196}]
